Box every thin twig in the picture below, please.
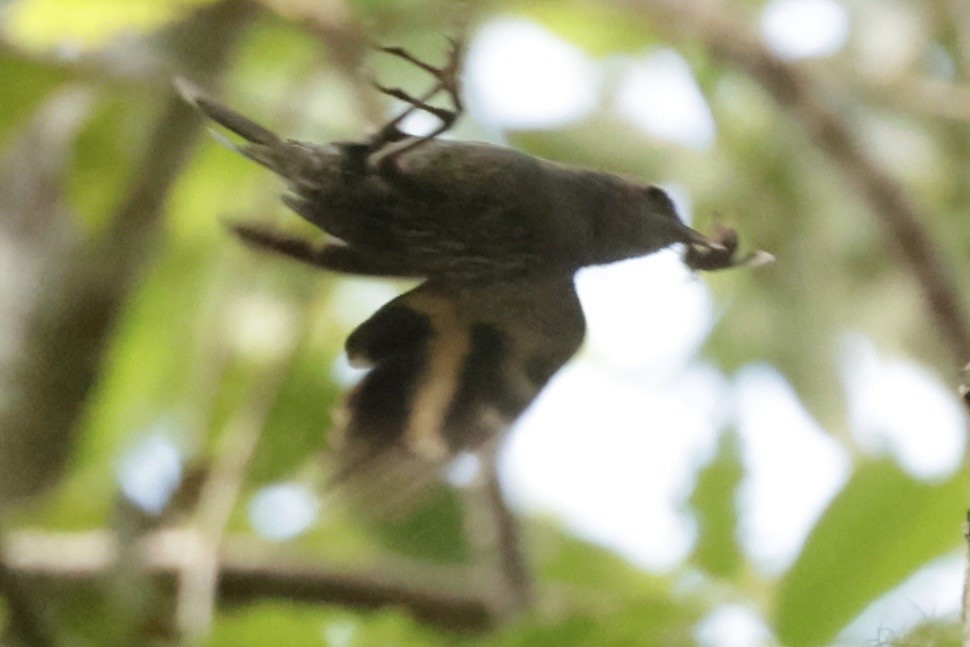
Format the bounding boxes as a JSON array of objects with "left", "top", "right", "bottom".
[
  {"left": 632, "top": 0, "right": 970, "bottom": 364},
  {"left": 480, "top": 449, "right": 534, "bottom": 614},
  {"left": 174, "top": 361, "right": 289, "bottom": 639}
]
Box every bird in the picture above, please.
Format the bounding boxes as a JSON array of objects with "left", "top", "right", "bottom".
[{"left": 178, "top": 38, "right": 763, "bottom": 506}]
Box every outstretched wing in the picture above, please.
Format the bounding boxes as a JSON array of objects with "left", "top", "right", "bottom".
[{"left": 331, "top": 276, "right": 586, "bottom": 511}]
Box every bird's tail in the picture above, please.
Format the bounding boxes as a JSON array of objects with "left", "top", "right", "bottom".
[
  {"left": 174, "top": 76, "right": 312, "bottom": 177},
  {"left": 327, "top": 439, "right": 454, "bottom": 520}
]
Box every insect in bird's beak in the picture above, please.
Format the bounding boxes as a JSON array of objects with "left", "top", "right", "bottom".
[{"left": 683, "top": 222, "right": 775, "bottom": 271}]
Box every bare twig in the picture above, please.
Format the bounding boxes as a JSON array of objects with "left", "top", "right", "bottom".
[
  {"left": 174, "top": 361, "right": 289, "bottom": 639},
  {"left": 481, "top": 450, "right": 534, "bottom": 614},
  {"left": 3, "top": 529, "right": 494, "bottom": 633},
  {"left": 458, "top": 443, "right": 534, "bottom": 619},
  {"left": 632, "top": 0, "right": 970, "bottom": 364}
]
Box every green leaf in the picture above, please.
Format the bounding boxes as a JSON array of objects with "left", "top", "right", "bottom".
[
  {"left": 516, "top": 527, "right": 706, "bottom": 644},
  {"left": 212, "top": 603, "right": 331, "bottom": 646},
  {"left": 247, "top": 344, "right": 340, "bottom": 485},
  {"left": 213, "top": 604, "right": 442, "bottom": 647},
  {"left": 4, "top": 0, "right": 219, "bottom": 50},
  {"left": 0, "top": 51, "right": 74, "bottom": 142},
  {"left": 40, "top": 244, "right": 226, "bottom": 527},
  {"left": 689, "top": 429, "right": 744, "bottom": 578},
  {"left": 774, "top": 459, "right": 965, "bottom": 646},
  {"left": 888, "top": 619, "right": 961, "bottom": 647},
  {"left": 368, "top": 486, "right": 470, "bottom": 563},
  {"left": 514, "top": 1, "right": 661, "bottom": 55},
  {"left": 69, "top": 92, "right": 153, "bottom": 232}
]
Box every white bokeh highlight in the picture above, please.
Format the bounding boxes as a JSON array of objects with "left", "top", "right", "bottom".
[
  {"left": 761, "top": 0, "right": 850, "bottom": 59},
  {"left": 331, "top": 352, "right": 368, "bottom": 388},
  {"left": 228, "top": 293, "right": 298, "bottom": 363},
  {"left": 695, "top": 604, "right": 774, "bottom": 647},
  {"left": 502, "top": 362, "right": 727, "bottom": 570},
  {"left": 249, "top": 483, "right": 320, "bottom": 541},
  {"left": 465, "top": 18, "right": 599, "bottom": 130},
  {"left": 327, "top": 279, "right": 404, "bottom": 330},
  {"left": 734, "top": 365, "right": 851, "bottom": 572},
  {"left": 116, "top": 431, "right": 183, "bottom": 515},
  {"left": 576, "top": 251, "right": 713, "bottom": 373},
  {"left": 842, "top": 335, "right": 965, "bottom": 480},
  {"left": 614, "top": 49, "right": 717, "bottom": 150},
  {"left": 397, "top": 109, "right": 440, "bottom": 138},
  {"left": 445, "top": 452, "right": 481, "bottom": 487},
  {"left": 322, "top": 620, "right": 357, "bottom": 647}
]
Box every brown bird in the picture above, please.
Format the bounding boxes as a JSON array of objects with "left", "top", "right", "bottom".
[{"left": 179, "top": 39, "right": 760, "bottom": 504}]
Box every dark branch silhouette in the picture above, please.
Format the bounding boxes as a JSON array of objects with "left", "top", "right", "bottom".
[{"left": 3, "top": 530, "right": 496, "bottom": 633}]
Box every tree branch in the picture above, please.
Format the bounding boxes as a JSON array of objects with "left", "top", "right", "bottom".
[
  {"left": 2, "top": 529, "right": 495, "bottom": 633},
  {"left": 0, "top": 0, "right": 256, "bottom": 503},
  {"left": 175, "top": 335, "right": 299, "bottom": 639},
  {"left": 0, "top": 551, "right": 55, "bottom": 647},
  {"left": 633, "top": 0, "right": 970, "bottom": 364},
  {"left": 175, "top": 391, "right": 270, "bottom": 638}
]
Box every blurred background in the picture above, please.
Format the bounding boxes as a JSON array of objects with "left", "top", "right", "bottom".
[{"left": 1, "top": 0, "right": 969, "bottom": 645}]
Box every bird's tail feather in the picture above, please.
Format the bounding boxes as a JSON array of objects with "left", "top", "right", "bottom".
[
  {"left": 174, "top": 76, "right": 303, "bottom": 175},
  {"left": 328, "top": 442, "right": 450, "bottom": 519}
]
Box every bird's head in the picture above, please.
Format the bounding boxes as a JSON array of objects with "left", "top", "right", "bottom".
[{"left": 584, "top": 181, "right": 723, "bottom": 266}]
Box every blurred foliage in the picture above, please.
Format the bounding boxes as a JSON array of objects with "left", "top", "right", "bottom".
[
  {"left": 1, "top": 0, "right": 969, "bottom": 645},
  {"left": 0, "top": 51, "right": 74, "bottom": 141},
  {"left": 689, "top": 429, "right": 744, "bottom": 579},
  {"left": 367, "top": 486, "right": 471, "bottom": 563},
  {"left": 519, "top": 2, "right": 663, "bottom": 55},
  {"left": 776, "top": 459, "right": 965, "bottom": 646},
  {"left": 5, "top": 0, "right": 220, "bottom": 49}
]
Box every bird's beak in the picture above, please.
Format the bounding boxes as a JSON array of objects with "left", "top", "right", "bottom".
[{"left": 679, "top": 224, "right": 726, "bottom": 251}]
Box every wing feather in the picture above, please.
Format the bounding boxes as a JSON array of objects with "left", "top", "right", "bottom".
[{"left": 331, "top": 276, "right": 585, "bottom": 512}]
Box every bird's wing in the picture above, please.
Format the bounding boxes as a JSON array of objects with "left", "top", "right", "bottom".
[{"left": 331, "top": 276, "right": 585, "bottom": 513}]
